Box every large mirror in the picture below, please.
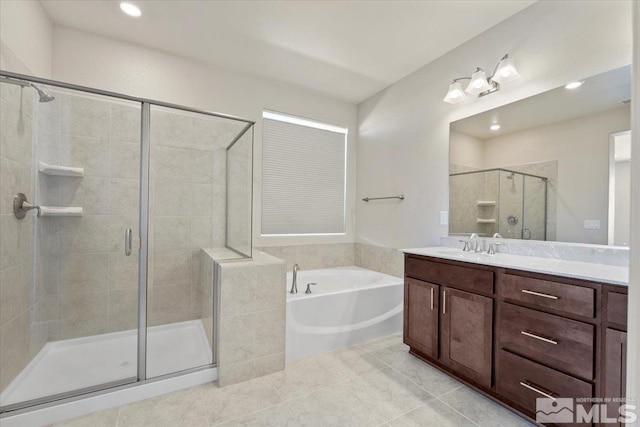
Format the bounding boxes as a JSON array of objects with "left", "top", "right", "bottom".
[{"left": 449, "top": 65, "right": 631, "bottom": 245}]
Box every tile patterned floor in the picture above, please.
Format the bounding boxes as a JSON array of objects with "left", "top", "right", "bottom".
[{"left": 51, "top": 334, "right": 536, "bottom": 427}]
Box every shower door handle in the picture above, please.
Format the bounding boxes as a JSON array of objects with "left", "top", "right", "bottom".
[{"left": 125, "top": 228, "right": 132, "bottom": 256}]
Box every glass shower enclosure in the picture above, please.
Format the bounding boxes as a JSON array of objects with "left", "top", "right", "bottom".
[
  {"left": 0, "top": 70, "right": 254, "bottom": 413},
  {"left": 449, "top": 168, "right": 548, "bottom": 240}
]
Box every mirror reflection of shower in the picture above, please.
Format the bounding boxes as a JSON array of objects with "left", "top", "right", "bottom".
[
  {"left": 0, "top": 75, "right": 55, "bottom": 102},
  {"left": 449, "top": 168, "right": 549, "bottom": 240}
]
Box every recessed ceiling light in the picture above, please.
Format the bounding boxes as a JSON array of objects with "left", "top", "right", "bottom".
[
  {"left": 565, "top": 81, "right": 584, "bottom": 90},
  {"left": 490, "top": 124, "right": 501, "bottom": 131},
  {"left": 120, "top": 2, "right": 141, "bottom": 17}
]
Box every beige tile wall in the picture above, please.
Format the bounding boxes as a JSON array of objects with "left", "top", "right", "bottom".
[
  {"left": 33, "top": 91, "right": 143, "bottom": 341},
  {"left": 212, "top": 250, "right": 286, "bottom": 387},
  {"left": 226, "top": 130, "right": 252, "bottom": 257},
  {"left": 148, "top": 106, "right": 246, "bottom": 328},
  {"left": 257, "top": 243, "right": 355, "bottom": 272},
  {"left": 354, "top": 243, "right": 404, "bottom": 278},
  {"left": 0, "top": 43, "right": 46, "bottom": 393},
  {"left": 24, "top": 96, "right": 249, "bottom": 345}
]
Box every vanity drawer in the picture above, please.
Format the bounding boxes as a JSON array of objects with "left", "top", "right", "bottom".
[
  {"left": 497, "top": 350, "right": 593, "bottom": 427},
  {"left": 405, "top": 256, "right": 493, "bottom": 295},
  {"left": 499, "top": 303, "right": 594, "bottom": 380},
  {"left": 500, "top": 274, "right": 595, "bottom": 318},
  {"left": 606, "top": 292, "right": 628, "bottom": 327}
]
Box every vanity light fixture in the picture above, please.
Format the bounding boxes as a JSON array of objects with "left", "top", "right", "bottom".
[
  {"left": 443, "top": 54, "right": 521, "bottom": 104},
  {"left": 565, "top": 81, "right": 584, "bottom": 89},
  {"left": 490, "top": 124, "right": 501, "bottom": 131},
  {"left": 443, "top": 81, "right": 467, "bottom": 104},
  {"left": 120, "top": 2, "right": 142, "bottom": 17}
]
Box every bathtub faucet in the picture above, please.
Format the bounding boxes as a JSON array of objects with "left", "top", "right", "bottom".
[{"left": 290, "top": 264, "right": 299, "bottom": 294}]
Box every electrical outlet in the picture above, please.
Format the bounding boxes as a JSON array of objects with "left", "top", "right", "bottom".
[
  {"left": 440, "top": 211, "right": 449, "bottom": 225},
  {"left": 584, "top": 220, "right": 601, "bottom": 230}
]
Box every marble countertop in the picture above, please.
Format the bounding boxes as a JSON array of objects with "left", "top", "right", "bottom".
[{"left": 402, "top": 247, "right": 629, "bottom": 286}]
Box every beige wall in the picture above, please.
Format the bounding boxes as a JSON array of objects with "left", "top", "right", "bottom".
[
  {"left": 449, "top": 131, "right": 483, "bottom": 170},
  {"left": 0, "top": 0, "right": 52, "bottom": 78},
  {"left": 481, "top": 107, "right": 630, "bottom": 244},
  {"left": 613, "top": 160, "right": 631, "bottom": 246}
]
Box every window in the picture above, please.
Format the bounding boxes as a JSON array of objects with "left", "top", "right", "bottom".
[{"left": 261, "top": 110, "right": 347, "bottom": 236}]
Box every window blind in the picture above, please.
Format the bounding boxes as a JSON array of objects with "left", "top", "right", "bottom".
[{"left": 262, "top": 112, "right": 347, "bottom": 235}]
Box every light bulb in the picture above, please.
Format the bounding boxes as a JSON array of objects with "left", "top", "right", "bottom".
[
  {"left": 465, "top": 69, "right": 491, "bottom": 95},
  {"left": 443, "top": 81, "right": 467, "bottom": 104},
  {"left": 491, "top": 55, "right": 521, "bottom": 84},
  {"left": 120, "top": 2, "right": 142, "bottom": 17},
  {"left": 490, "top": 124, "right": 501, "bottom": 131},
  {"left": 565, "top": 81, "right": 584, "bottom": 89}
]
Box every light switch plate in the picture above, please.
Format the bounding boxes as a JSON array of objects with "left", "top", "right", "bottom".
[
  {"left": 584, "top": 220, "right": 601, "bottom": 230},
  {"left": 440, "top": 211, "right": 449, "bottom": 225}
]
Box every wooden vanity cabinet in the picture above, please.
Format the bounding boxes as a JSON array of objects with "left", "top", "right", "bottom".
[
  {"left": 603, "top": 288, "right": 628, "bottom": 427},
  {"left": 404, "top": 253, "right": 628, "bottom": 427},
  {"left": 404, "top": 278, "right": 439, "bottom": 358},
  {"left": 404, "top": 255, "right": 494, "bottom": 388},
  {"left": 440, "top": 287, "right": 493, "bottom": 388}
]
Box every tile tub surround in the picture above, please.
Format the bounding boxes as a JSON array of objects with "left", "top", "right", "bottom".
[
  {"left": 404, "top": 246, "right": 628, "bottom": 286},
  {"left": 257, "top": 242, "right": 404, "bottom": 277},
  {"left": 203, "top": 249, "right": 287, "bottom": 387},
  {"left": 257, "top": 243, "right": 355, "bottom": 272},
  {"left": 51, "top": 333, "right": 535, "bottom": 427},
  {"left": 440, "top": 235, "right": 630, "bottom": 267}
]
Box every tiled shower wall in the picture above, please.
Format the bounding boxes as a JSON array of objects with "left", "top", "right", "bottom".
[
  {"left": 25, "top": 92, "right": 247, "bottom": 343},
  {"left": 0, "top": 72, "right": 42, "bottom": 392},
  {"left": 34, "top": 92, "right": 143, "bottom": 340},
  {"left": 148, "top": 107, "right": 243, "bottom": 327},
  {"left": 449, "top": 161, "right": 557, "bottom": 240}
]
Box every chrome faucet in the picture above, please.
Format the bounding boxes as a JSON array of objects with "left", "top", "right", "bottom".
[
  {"left": 492, "top": 233, "right": 503, "bottom": 239},
  {"left": 469, "top": 233, "right": 482, "bottom": 253},
  {"left": 290, "top": 264, "right": 299, "bottom": 294}
]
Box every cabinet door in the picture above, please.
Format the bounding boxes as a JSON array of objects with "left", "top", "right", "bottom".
[
  {"left": 604, "top": 328, "right": 627, "bottom": 427},
  {"left": 441, "top": 287, "right": 493, "bottom": 388},
  {"left": 404, "top": 278, "right": 439, "bottom": 359}
]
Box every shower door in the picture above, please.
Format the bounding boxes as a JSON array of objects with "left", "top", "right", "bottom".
[
  {"left": 1, "top": 70, "right": 254, "bottom": 415},
  {"left": 0, "top": 77, "right": 142, "bottom": 410}
]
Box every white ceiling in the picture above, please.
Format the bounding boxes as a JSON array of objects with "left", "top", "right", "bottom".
[
  {"left": 40, "top": 0, "right": 534, "bottom": 104},
  {"left": 451, "top": 65, "right": 632, "bottom": 140}
]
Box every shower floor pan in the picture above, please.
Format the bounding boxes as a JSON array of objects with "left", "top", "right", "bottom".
[{"left": 0, "top": 320, "right": 212, "bottom": 407}]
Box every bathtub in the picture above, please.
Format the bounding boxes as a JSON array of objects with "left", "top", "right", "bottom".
[{"left": 286, "top": 266, "right": 404, "bottom": 362}]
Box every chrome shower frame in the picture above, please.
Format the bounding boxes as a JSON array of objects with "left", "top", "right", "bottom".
[{"left": 0, "top": 69, "right": 255, "bottom": 417}]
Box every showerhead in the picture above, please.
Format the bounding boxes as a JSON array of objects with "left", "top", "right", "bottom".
[
  {"left": 506, "top": 172, "right": 515, "bottom": 180},
  {"left": 29, "top": 83, "right": 55, "bottom": 103}
]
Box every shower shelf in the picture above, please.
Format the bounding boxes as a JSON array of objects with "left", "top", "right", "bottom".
[
  {"left": 477, "top": 201, "right": 496, "bottom": 206},
  {"left": 38, "top": 161, "right": 84, "bottom": 177},
  {"left": 477, "top": 219, "right": 497, "bottom": 224}
]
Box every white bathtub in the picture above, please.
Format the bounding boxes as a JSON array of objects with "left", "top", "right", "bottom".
[{"left": 285, "top": 266, "right": 404, "bottom": 362}]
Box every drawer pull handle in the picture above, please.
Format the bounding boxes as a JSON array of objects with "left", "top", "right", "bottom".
[
  {"left": 519, "top": 381, "right": 556, "bottom": 400},
  {"left": 521, "top": 331, "right": 558, "bottom": 345},
  {"left": 521, "top": 289, "right": 558, "bottom": 300},
  {"left": 430, "top": 287, "right": 434, "bottom": 311}
]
